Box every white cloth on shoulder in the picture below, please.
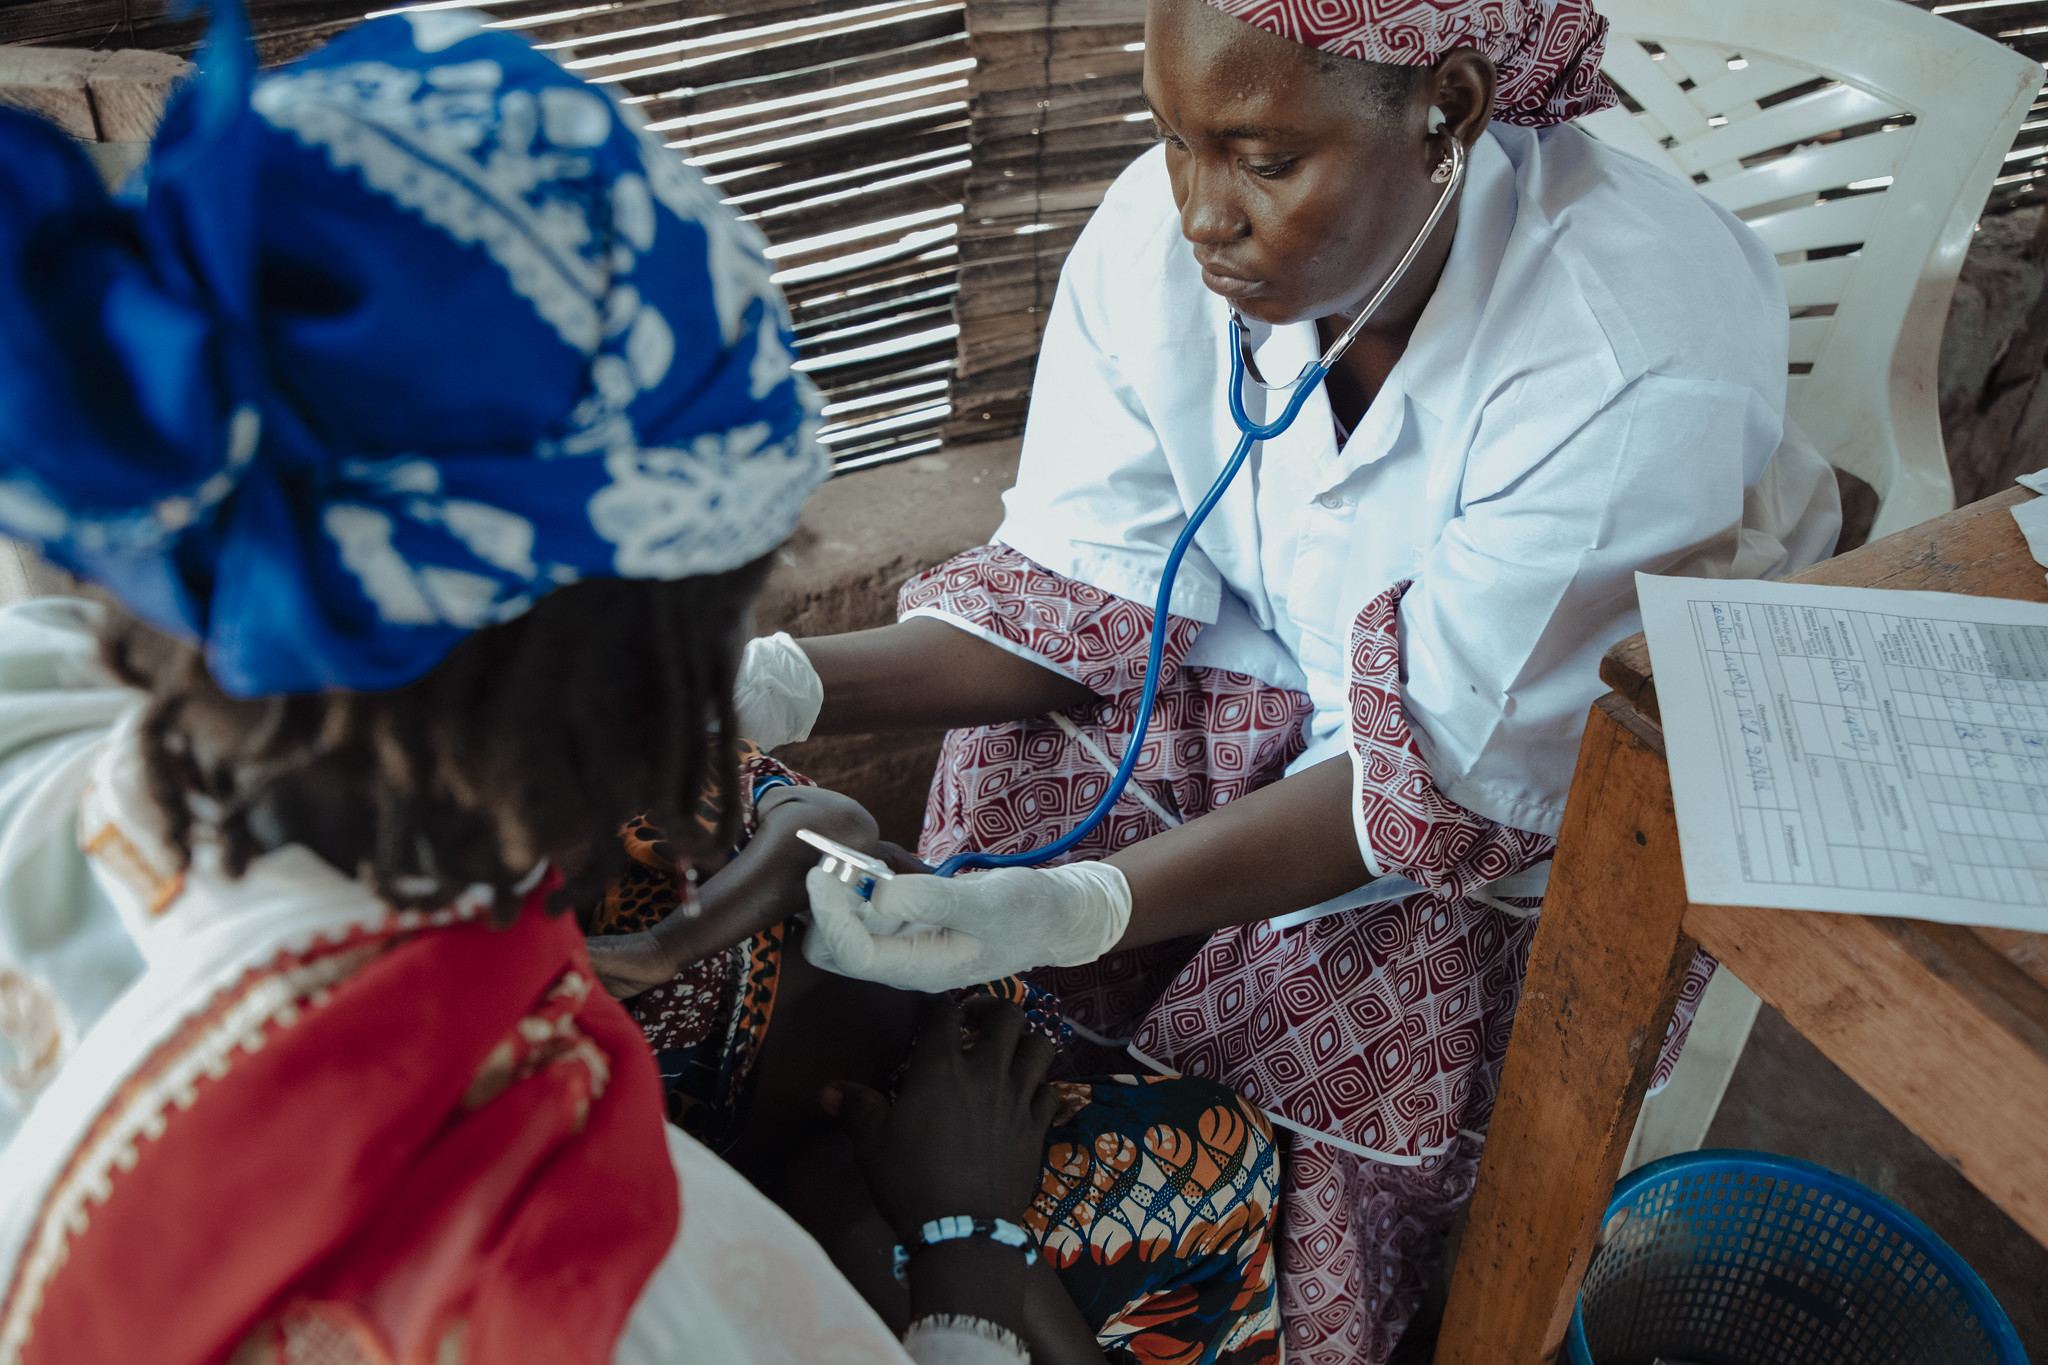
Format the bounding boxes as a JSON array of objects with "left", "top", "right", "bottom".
[{"left": 0, "top": 598, "right": 143, "bottom": 1153}]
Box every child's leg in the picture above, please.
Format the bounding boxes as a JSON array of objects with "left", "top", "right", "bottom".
[{"left": 725, "top": 934, "right": 920, "bottom": 1185}]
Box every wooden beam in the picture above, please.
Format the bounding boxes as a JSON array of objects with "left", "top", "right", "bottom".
[
  {"left": 1979, "top": 925, "right": 2048, "bottom": 991},
  {"left": 0, "top": 43, "right": 185, "bottom": 149},
  {"left": 0, "top": 44, "right": 101, "bottom": 138},
  {"left": 1686, "top": 902, "right": 2048, "bottom": 1246},
  {"left": 954, "top": 0, "right": 1146, "bottom": 439},
  {"left": 83, "top": 47, "right": 184, "bottom": 139},
  {"left": 1435, "top": 695, "right": 1700, "bottom": 1365}
]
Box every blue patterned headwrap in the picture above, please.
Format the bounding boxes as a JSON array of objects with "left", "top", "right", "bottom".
[{"left": 0, "top": 5, "right": 825, "bottom": 696}]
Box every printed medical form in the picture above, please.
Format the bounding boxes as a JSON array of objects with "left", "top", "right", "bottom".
[{"left": 1638, "top": 574, "right": 2048, "bottom": 932}]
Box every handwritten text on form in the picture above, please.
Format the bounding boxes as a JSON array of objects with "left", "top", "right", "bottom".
[{"left": 1637, "top": 575, "right": 2048, "bottom": 931}]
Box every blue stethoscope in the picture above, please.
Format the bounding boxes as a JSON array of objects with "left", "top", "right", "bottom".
[
  {"left": 931, "top": 137, "right": 1470, "bottom": 876},
  {"left": 924, "top": 137, "right": 1470, "bottom": 878},
  {"left": 797, "top": 137, "right": 1470, "bottom": 890}
]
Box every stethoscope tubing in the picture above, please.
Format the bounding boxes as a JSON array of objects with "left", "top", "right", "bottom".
[
  {"left": 933, "top": 413, "right": 1262, "bottom": 876},
  {"left": 932, "top": 138, "right": 1467, "bottom": 878}
]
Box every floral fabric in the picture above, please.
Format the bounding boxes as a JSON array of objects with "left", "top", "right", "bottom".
[{"left": 1033, "top": 1075, "right": 1282, "bottom": 1365}]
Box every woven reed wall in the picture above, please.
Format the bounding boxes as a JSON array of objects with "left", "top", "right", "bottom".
[
  {"left": 945, "top": 0, "right": 1144, "bottom": 444},
  {"left": 0, "top": 0, "right": 976, "bottom": 471}
]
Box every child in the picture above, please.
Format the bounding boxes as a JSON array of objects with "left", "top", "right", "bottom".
[{"left": 583, "top": 747, "right": 1284, "bottom": 1365}]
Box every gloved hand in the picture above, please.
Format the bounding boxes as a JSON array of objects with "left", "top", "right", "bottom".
[
  {"left": 802, "top": 860, "right": 1132, "bottom": 992},
  {"left": 732, "top": 631, "right": 823, "bottom": 752}
]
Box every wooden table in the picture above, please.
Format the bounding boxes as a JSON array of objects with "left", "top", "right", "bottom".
[{"left": 1434, "top": 486, "right": 2048, "bottom": 1364}]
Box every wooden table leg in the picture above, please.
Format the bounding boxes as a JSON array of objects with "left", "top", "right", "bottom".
[{"left": 1434, "top": 696, "right": 1701, "bottom": 1365}]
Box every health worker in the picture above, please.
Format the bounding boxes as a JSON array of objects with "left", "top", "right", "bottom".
[{"left": 745, "top": 0, "right": 1843, "bottom": 1359}]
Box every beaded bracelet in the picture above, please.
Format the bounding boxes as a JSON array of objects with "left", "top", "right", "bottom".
[
  {"left": 891, "top": 1216, "right": 1040, "bottom": 1285},
  {"left": 750, "top": 773, "right": 795, "bottom": 805}
]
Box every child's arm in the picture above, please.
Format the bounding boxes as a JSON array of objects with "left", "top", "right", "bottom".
[
  {"left": 827, "top": 995, "right": 1072, "bottom": 1359},
  {"left": 585, "top": 785, "right": 879, "bottom": 999}
]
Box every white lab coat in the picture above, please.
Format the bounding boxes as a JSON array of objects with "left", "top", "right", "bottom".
[{"left": 995, "top": 124, "right": 1841, "bottom": 842}]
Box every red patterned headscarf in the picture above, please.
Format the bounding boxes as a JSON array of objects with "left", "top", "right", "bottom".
[{"left": 1201, "top": 0, "right": 1616, "bottom": 127}]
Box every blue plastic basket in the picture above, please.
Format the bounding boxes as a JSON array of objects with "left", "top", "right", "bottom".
[{"left": 1564, "top": 1150, "right": 2027, "bottom": 1365}]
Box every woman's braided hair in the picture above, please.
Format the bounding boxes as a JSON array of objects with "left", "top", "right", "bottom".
[{"left": 97, "top": 557, "right": 771, "bottom": 923}]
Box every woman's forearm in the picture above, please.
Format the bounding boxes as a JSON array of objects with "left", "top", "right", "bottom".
[
  {"left": 800, "top": 618, "right": 1098, "bottom": 735},
  {"left": 1106, "top": 756, "right": 1367, "bottom": 947}
]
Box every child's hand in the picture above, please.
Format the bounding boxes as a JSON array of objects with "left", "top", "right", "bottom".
[
  {"left": 823, "top": 995, "right": 1056, "bottom": 1234},
  {"left": 873, "top": 840, "right": 933, "bottom": 875},
  {"left": 585, "top": 927, "right": 692, "bottom": 1000},
  {"left": 752, "top": 785, "right": 881, "bottom": 877}
]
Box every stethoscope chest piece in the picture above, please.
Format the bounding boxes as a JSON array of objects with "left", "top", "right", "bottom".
[{"left": 796, "top": 827, "right": 896, "bottom": 900}]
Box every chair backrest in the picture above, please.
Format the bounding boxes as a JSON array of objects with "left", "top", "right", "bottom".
[{"left": 1579, "top": 0, "right": 2041, "bottom": 540}]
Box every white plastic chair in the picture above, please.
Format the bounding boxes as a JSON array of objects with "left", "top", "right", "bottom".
[
  {"left": 1580, "top": 0, "right": 2042, "bottom": 542},
  {"left": 1581, "top": 0, "right": 2041, "bottom": 1169}
]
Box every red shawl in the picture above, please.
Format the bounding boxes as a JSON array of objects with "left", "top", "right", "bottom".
[{"left": 1, "top": 884, "right": 677, "bottom": 1365}]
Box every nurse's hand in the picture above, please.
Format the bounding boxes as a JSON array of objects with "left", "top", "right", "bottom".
[
  {"left": 733, "top": 631, "right": 823, "bottom": 752},
  {"left": 801, "top": 860, "right": 1130, "bottom": 991}
]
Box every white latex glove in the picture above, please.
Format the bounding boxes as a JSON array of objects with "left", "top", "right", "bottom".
[
  {"left": 732, "top": 631, "right": 823, "bottom": 752},
  {"left": 802, "top": 861, "right": 1132, "bottom": 992}
]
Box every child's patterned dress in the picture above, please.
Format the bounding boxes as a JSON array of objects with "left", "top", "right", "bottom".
[{"left": 578, "top": 745, "right": 1283, "bottom": 1365}]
